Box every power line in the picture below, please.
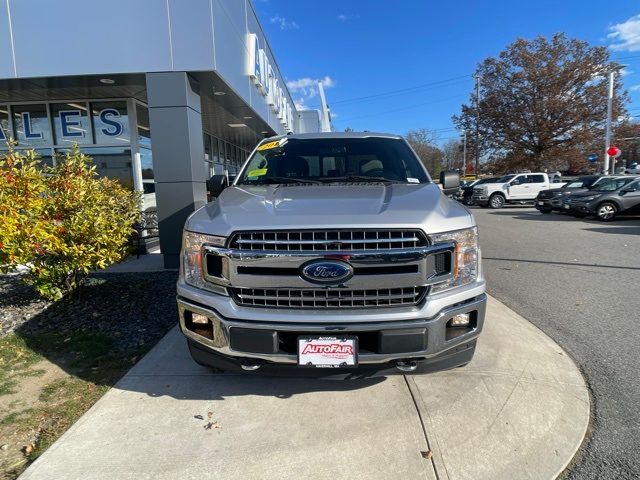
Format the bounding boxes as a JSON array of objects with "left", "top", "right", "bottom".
[
  {"left": 306, "top": 74, "right": 473, "bottom": 109},
  {"left": 333, "top": 93, "right": 467, "bottom": 123}
]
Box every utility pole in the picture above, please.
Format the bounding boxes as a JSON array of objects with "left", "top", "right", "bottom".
[
  {"left": 474, "top": 74, "right": 480, "bottom": 178},
  {"left": 604, "top": 70, "right": 614, "bottom": 174},
  {"left": 462, "top": 130, "right": 467, "bottom": 175}
]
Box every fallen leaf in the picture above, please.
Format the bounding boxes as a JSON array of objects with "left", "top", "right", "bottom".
[
  {"left": 0, "top": 444, "right": 8, "bottom": 451},
  {"left": 204, "top": 422, "right": 213, "bottom": 430},
  {"left": 194, "top": 415, "right": 204, "bottom": 420},
  {"left": 207, "top": 412, "right": 213, "bottom": 419},
  {"left": 23, "top": 444, "right": 33, "bottom": 455},
  {"left": 420, "top": 450, "right": 433, "bottom": 460}
]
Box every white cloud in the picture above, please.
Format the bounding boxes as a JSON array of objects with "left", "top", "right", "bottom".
[
  {"left": 630, "top": 84, "right": 640, "bottom": 91},
  {"left": 621, "top": 68, "right": 633, "bottom": 77},
  {"left": 608, "top": 14, "right": 640, "bottom": 51},
  {"left": 287, "top": 76, "right": 336, "bottom": 111},
  {"left": 337, "top": 13, "right": 358, "bottom": 23},
  {"left": 270, "top": 15, "right": 299, "bottom": 30}
]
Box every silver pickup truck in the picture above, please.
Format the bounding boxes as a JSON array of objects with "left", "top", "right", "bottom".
[{"left": 177, "top": 132, "right": 486, "bottom": 376}]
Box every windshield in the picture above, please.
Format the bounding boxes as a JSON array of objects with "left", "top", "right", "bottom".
[
  {"left": 236, "top": 137, "right": 429, "bottom": 185},
  {"left": 564, "top": 181, "right": 585, "bottom": 189},
  {"left": 497, "top": 174, "right": 516, "bottom": 183},
  {"left": 591, "top": 178, "right": 634, "bottom": 192}
]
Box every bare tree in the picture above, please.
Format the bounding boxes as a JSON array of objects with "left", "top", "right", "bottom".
[
  {"left": 405, "top": 128, "right": 443, "bottom": 176},
  {"left": 442, "top": 139, "right": 464, "bottom": 170},
  {"left": 453, "top": 33, "right": 629, "bottom": 172}
]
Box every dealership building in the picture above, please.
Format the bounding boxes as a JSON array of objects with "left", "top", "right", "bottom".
[{"left": 0, "top": 0, "right": 330, "bottom": 267}]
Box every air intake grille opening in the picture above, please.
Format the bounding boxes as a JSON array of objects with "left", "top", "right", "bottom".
[{"left": 230, "top": 286, "right": 427, "bottom": 309}]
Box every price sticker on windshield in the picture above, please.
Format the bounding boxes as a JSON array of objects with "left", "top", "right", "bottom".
[{"left": 257, "top": 138, "right": 288, "bottom": 151}]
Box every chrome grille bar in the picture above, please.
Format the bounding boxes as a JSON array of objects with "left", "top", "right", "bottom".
[{"left": 229, "top": 229, "right": 428, "bottom": 252}]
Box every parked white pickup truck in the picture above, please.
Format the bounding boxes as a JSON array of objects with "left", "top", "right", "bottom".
[{"left": 472, "top": 173, "right": 565, "bottom": 209}]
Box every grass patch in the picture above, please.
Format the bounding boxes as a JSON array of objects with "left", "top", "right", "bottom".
[
  {"left": 0, "top": 336, "right": 44, "bottom": 396},
  {"left": 0, "top": 331, "right": 151, "bottom": 479}
]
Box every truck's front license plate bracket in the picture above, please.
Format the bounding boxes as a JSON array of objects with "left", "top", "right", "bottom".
[{"left": 297, "top": 336, "right": 358, "bottom": 368}]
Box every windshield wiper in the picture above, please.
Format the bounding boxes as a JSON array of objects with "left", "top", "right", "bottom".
[{"left": 320, "top": 175, "right": 402, "bottom": 183}]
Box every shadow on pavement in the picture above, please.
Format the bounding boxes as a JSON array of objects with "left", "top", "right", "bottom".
[{"left": 125, "top": 371, "right": 387, "bottom": 401}]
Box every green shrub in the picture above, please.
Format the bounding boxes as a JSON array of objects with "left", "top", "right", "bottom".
[{"left": 0, "top": 145, "right": 140, "bottom": 300}]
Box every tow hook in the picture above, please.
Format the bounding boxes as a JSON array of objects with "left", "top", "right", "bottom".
[
  {"left": 240, "top": 360, "right": 263, "bottom": 371},
  {"left": 396, "top": 360, "right": 418, "bottom": 372}
]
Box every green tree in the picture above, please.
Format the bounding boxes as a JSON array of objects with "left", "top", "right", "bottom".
[{"left": 0, "top": 145, "right": 140, "bottom": 299}]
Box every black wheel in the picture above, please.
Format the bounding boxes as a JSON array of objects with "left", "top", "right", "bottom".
[
  {"left": 595, "top": 202, "right": 618, "bottom": 221},
  {"left": 539, "top": 208, "right": 552, "bottom": 214},
  {"left": 489, "top": 194, "right": 505, "bottom": 209},
  {"left": 463, "top": 196, "right": 474, "bottom": 206}
]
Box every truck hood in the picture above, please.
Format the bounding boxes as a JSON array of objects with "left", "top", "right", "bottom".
[{"left": 186, "top": 183, "right": 474, "bottom": 236}]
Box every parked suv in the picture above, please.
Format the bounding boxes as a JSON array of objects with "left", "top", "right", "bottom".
[
  {"left": 565, "top": 176, "right": 640, "bottom": 221},
  {"left": 456, "top": 177, "right": 499, "bottom": 206},
  {"left": 177, "top": 133, "right": 486, "bottom": 376},
  {"left": 473, "top": 173, "right": 563, "bottom": 208},
  {"left": 535, "top": 175, "right": 609, "bottom": 213}
]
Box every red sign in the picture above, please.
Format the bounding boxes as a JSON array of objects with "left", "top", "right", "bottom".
[{"left": 607, "top": 146, "right": 621, "bottom": 157}]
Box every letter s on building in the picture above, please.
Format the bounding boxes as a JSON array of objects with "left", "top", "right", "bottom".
[{"left": 99, "top": 108, "right": 123, "bottom": 137}]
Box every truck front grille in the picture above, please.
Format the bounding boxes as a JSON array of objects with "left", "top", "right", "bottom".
[
  {"left": 230, "top": 286, "right": 427, "bottom": 309},
  {"left": 229, "top": 229, "right": 428, "bottom": 252}
]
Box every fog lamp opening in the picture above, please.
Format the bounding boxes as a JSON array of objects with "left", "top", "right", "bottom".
[
  {"left": 192, "top": 313, "right": 210, "bottom": 325},
  {"left": 185, "top": 311, "right": 214, "bottom": 340},
  {"left": 450, "top": 313, "right": 470, "bottom": 327}
]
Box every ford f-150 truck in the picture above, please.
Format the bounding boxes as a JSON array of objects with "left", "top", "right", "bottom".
[
  {"left": 473, "top": 172, "right": 565, "bottom": 209},
  {"left": 177, "top": 132, "right": 486, "bottom": 376}
]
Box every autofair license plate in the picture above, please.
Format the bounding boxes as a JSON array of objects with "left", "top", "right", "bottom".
[
  {"left": 537, "top": 201, "right": 545, "bottom": 206},
  {"left": 298, "top": 337, "right": 357, "bottom": 368}
]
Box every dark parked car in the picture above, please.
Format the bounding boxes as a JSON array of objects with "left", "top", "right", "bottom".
[
  {"left": 564, "top": 176, "right": 640, "bottom": 221},
  {"left": 535, "top": 175, "right": 610, "bottom": 213},
  {"left": 457, "top": 177, "right": 499, "bottom": 206}
]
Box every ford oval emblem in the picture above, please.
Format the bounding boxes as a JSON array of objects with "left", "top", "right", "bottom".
[{"left": 300, "top": 259, "right": 354, "bottom": 285}]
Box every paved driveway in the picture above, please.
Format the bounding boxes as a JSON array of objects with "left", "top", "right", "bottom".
[
  {"left": 20, "top": 296, "right": 588, "bottom": 480},
  {"left": 474, "top": 206, "right": 640, "bottom": 479}
]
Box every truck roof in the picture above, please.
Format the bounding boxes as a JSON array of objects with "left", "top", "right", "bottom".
[{"left": 263, "top": 132, "right": 404, "bottom": 141}]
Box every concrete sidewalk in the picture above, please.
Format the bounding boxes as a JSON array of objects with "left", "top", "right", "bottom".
[{"left": 20, "top": 296, "right": 589, "bottom": 480}]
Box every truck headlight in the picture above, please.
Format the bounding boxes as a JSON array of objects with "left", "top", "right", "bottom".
[
  {"left": 429, "top": 227, "right": 478, "bottom": 293},
  {"left": 181, "top": 231, "right": 226, "bottom": 289}
]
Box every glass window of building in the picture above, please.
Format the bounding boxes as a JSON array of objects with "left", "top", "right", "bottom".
[
  {"left": 211, "top": 136, "right": 219, "bottom": 163},
  {"left": 136, "top": 104, "right": 153, "bottom": 179},
  {"left": 12, "top": 104, "right": 53, "bottom": 147},
  {"left": 203, "top": 133, "right": 212, "bottom": 161},
  {"left": 0, "top": 106, "right": 10, "bottom": 147},
  {"left": 91, "top": 101, "right": 130, "bottom": 145},
  {"left": 57, "top": 146, "right": 133, "bottom": 187},
  {"left": 51, "top": 103, "right": 91, "bottom": 145}
]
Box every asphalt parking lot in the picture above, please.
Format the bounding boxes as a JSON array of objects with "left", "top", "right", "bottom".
[{"left": 474, "top": 206, "right": 640, "bottom": 479}]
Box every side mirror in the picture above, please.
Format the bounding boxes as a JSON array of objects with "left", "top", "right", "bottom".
[
  {"left": 208, "top": 174, "right": 229, "bottom": 198},
  {"left": 620, "top": 187, "right": 633, "bottom": 195},
  {"left": 511, "top": 179, "right": 520, "bottom": 186},
  {"left": 439, "top": 170, "right": 460, "bottom": 195}
]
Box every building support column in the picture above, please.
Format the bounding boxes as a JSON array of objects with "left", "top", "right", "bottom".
[{"left": 146, "top": 72, "right": 206, "bottom": 269}]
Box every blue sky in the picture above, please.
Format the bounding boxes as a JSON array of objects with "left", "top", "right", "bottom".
[{"left": 254, "top": 0, "right": 640, "bottom": 145}]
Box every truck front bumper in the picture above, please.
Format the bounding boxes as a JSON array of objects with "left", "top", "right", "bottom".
[{"left": 177, "top": 291, "right": 487, "bottom": 376}]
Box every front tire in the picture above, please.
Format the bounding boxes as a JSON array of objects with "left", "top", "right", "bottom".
[
  {"left": 539, "top": 208, "right": 552, "bottom": 214},
  {"left": 463, "top": 196, "right": 474, "bottom": 206},
  {"left": 595, "top": 202, "right": 618, "bottom": 221},
  {"left": 489, "top": 194, "right": 505, "bottom": 209}
]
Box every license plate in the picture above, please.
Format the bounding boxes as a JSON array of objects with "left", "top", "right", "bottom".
[
  {"left": 537, "top": 201, "right": 545, "bottom": 206},
  {"left": 564, "top": 204, "right": 570, "bottom": 209},
  {"left": 298, "top": 336, "right": 357, "bottom": 368}
]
